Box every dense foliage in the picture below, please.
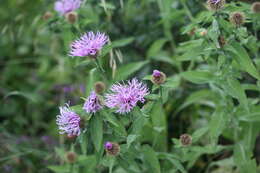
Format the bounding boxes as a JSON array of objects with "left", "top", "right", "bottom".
[{"left": 1, "top": 0, "right": 260, "bottom": 172}]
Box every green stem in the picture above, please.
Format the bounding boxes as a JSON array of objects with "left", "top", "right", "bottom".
[{"left": 180, "top": 0, "right": 194, "bottom": 22}]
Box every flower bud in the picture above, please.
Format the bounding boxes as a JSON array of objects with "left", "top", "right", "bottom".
[
  {"left": 42, "top": 11, "right": 53, "bottom": 21},
  {"left": 180, "top": 134, "right": 192, "bottom": 146},
  {"left": 104, "top": 142, "right": 120, "bottom": 156},
  {"left": 66, "top": 151, "right": 77, "bottom": 163},
  {"left": 218, "top": 36, "right": 226, "bottom": 47},
  {"left": 94, "top": 81, "right": 106, "bottom": 94},
  {"left": 230, "top": 12, "right": 245, "bottom": 27},
  {"left": 207, "top": 0, "right": 225, "bottom": 11},
  {"left": 252, "top": 2, "right": 260, "bottom": 13},
  {"left": 200, "top": 30, "right": 207, "bottom": 36},
  {"left": 65, "top": 12, "right": 78, "bottom": 24},
  {"left": 151, "top": 70, "right": 166, "bottom": 85}
]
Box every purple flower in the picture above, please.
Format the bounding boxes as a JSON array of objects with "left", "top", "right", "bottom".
[
  {"left": 211, "top": 0, "right": 221, "bottom": 4},
  {"left": 54, "top": 0, "right": 81, "bottom": 15},
  {"left": 83, "top": 91, "right": 103, "bottom": 114},
  {"left": 56, "top": 104, "right": 81, "bottom": 137},
  {"left": 104, "top": 142, "right": 113, "bottom": 150},
  {"left": 69, "top": 31, "right": 109, "bottom": 57},
  {"left": 153, "top": 70, "right": 161, "bottom": 77},
  {"left": 105, "top": 78, "right": 149, "bottom": 114}
]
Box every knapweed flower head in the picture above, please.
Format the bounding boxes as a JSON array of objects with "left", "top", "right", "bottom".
[
  {"left": 207, "top": 0, "right": 225, "bottom": 11},
  {"left": 105, "top": 78, "right": 149, "bottom": 114},
  {"left": 54, "top": 0, "right": 81, "bottom": 15},
  {"left": 83, "top": 91, "right": 103, "bottom": 114},
  {"left": 65, "top": 12, "right": 78, "bottom": 24},
  {"left": 230, "top": 12, "right": 245, "bottom": 27},
  {"left": 69, "top": 31, "right": 109, "bottom": 58},
  {"left": 104, "top": 142, "right": 120, "bottom": 156},
  {"left": 252, "top": 2, "right": 260, "bottom": 13},
  {"left": 152, "top": 70, "right": 166, "bottom": 85},
  {"left": 180, "top": 134, "right": 192, "bottom": 146},
  {"left": 56, "top": 104, "right": 81, "bottom": 137}
]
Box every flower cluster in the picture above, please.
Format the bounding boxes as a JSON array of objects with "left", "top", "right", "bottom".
[
  {"left": 54, "top": 0, "right": 81, "bottom": 15},
  {"left": 105, "top": 78, "right": 149, "bottom": 114},
  {"left": 69, "top": 31, "right": 109, "bottom": 57}
]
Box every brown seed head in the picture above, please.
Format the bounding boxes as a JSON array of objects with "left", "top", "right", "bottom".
[
  {"left": 42, "top": 11, "right": 53, "bottom": 21},
  {"left": 230, "top": 12, "right": 245, "bottom": 27},
  {"left": 252, "top": 2, "right": 260, "bottom": 13},
  {"left": 180, "top": 134, "right": 192, "bottom": 146},
  {"left": 94, "top": 81, "right": 106, "bottom": 94},
  {"left": 66, "top": 151, "right": 77, "bottom": 163},
  {"left": 65, "top": 12, "right": 78, "bottom": 24}
]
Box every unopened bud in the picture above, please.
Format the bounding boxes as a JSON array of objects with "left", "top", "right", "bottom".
[
  {"left": 66, "top": 151, "right": 77, "bottom": 163},
  {"left": 151, "top": 70, "right": 166, "bottom": 85},
  {"left": 180, "top": 134, "right": 192, "bottom": 146},
  {"left": 42, "top": 11, "right": 53, "bottom": 21},
  {"left": 207, "top": 0, "right": 225, "bottom": 11},
  {"left": 104, "top": 142, "right": 120, "bottom": 156},
  {"left": 230, "top": 12, "right": 245, "bottom": 27},
  {"left": 65, "top": 12, "right": 78, "bottom": 24},
  {"left": 94, "top": 81, "right": 106, "bottom": 94},
  {"left": 218, "top": 36, "right": 226, "bottom": 47},
  {"left": 200, "top": 30, "right": 207, "bottom": 36},
  {"left": 252, "top": 2, "right": 260, "bottom": 13}
]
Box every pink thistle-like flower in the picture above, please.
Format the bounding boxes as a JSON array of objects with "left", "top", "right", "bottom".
[
  {"left": 69, "top": 31, "right": 109, "bottom": 57},
  {"left": 105, "top": 78, "right": 149, "bottom": 114},
  {"left": 56, "top": 104, "right": 81, "bottom": 137},
  {"left": 153, "top": 70, "right": 162, "bottom": 77},
  {"left": 54, "top": 0, "right": 81, "bottom": 15},
  {"left": 83, "top": 91, "right": 103, "bottom": 114}
]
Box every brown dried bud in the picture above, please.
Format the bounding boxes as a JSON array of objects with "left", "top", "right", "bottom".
[
  {"left": 200, "top": 30, "right": 208, "bottom": 36},
  {"left": 252, "top": 2, "right": 260, "bottom": 13},
  {"left": 65, "top": 12, "right": 78, "bottom": 24},
  {"left": 230, "top": 12, "right": 245, "bottom": 27},
  {"left": 94, "top": 81, "right": 106, "bottom": 94},
  {"left": 105, "top": 142, "right": 120, "bottom": 156},
  {"left": 66, "top": 151, "right": 77, "bottom": 163},
  {"left": 207, "top": 0, "right": 225, "bottom": 11},
  {"left": 180, "top": 134, "right": 192, "bottom": 146},
  {"left": 151, "top": 70, "right": 166, "bottom": 85},
  {"left": 218, "top": 36, "right": 226, "bottom": 47},
  {"left": 42, "top": 11, "right": 53, "bottom": 21}
]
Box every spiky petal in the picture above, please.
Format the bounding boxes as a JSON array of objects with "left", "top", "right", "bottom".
[
  {"left": 105, "top": 78, "right": 149, "bottom": 114},
  {"left": 83, "top": 91, "right": 103, "bottom": 114},
  {"left": 54, "top": 0, "right": 81, "bottom": 15},
  {"left": 56, "top": 104, "right": 81, "bottom": 137},
  {"left": 69, "top": 31, "right": 109, "bottom": 57}
]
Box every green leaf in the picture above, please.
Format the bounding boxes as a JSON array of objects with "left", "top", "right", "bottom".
[
  {"left": 209, "top": 108, "right": 228, "bottom": 143},
  {"left": 224, "top": 78, "right": 248, "bottom": 110},
  {"left": 4, "top": 91, "right": 37, "bottom": 103},
  {"left": 239, "top": 112, "right": 260, "bottom": 122},
  {"left": 177, "top": 89, "right": 216, "bottom": 113},
  {"left": 147, "top": 38, "right": 168, "bottom": 58},
  {"left": 86, "top": 68, "right": 97, "bottom": 96},
  {"left": 226, "top": 41, "right": 260, "bottom": 80},
  {"left": 161, "top": 75, "right": 181, "bottom": 89},
  {"left": 192, "top": 126, "right": 209, "bottom": 143},
  {"left": 142, "top": 145, "right": 161, "bottom": 173},
  {"left": 126, "top": 134, "right": 139, "bottom": 148},
  {"left": 234, "top": 143, "right": 257, "bottom": 173},
  {"left": 47, "top": 165, "right": 70, "bottom": 173},
  {"left": 181, "top": 71, "right": 214, "bottom": 84},
  {"left": 89, "top": 114, "right": 103, "bottom": 151},
  {"left": 115, "top": 61, "right": 149, "bottom": 81},
  {"left": 111, "top": 37, "right": 135, "bottom": 48}
]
